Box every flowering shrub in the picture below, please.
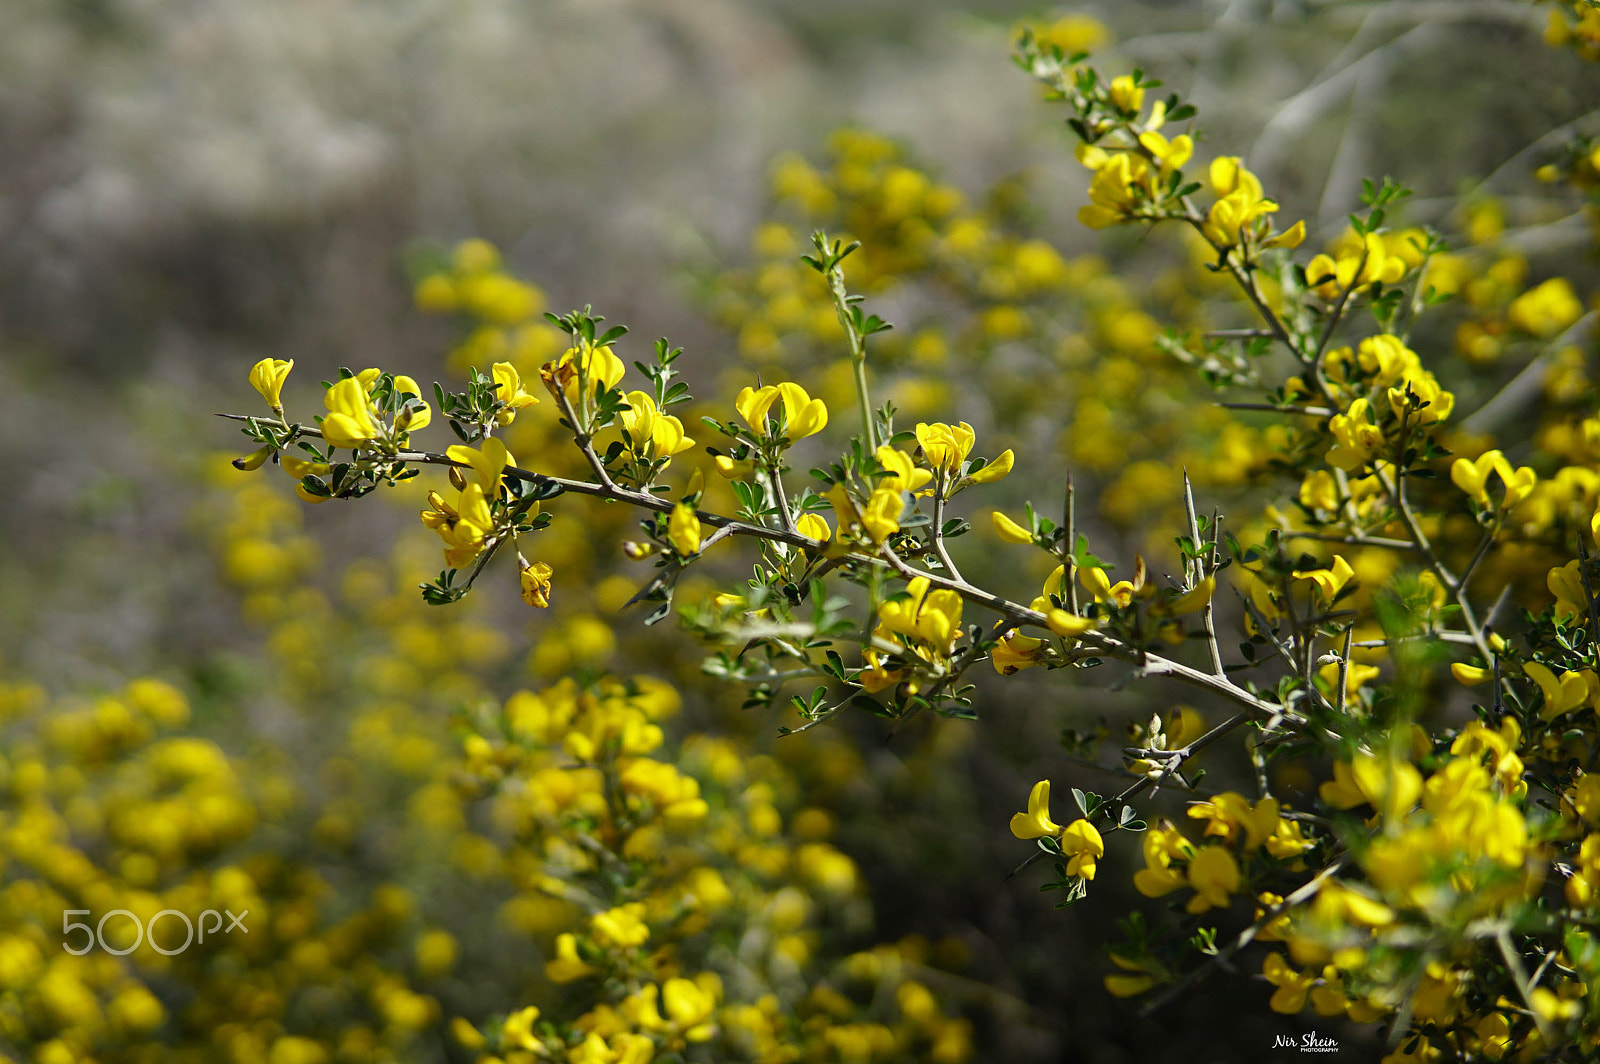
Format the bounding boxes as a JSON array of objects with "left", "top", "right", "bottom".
[
  {"left": 7, "top": 4, "right": 1600, "bottom": 1063},
  {"left": 216, "top": 9, "right": 1600, "bottom": 1053}
]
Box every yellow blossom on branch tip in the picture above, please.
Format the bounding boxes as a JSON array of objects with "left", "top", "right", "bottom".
[
  {"left": 662, "top": 977, "right": 717, "bottom": 1040},
  {"left": 1160, "top": 576, "right": 1214, "bottom": 616},
  {"left": 914, "top": 422, "right": 975, "bottom": 475},
  {"left": 668, "top": 503, "right": 702, "bottom": 556},
  {"left": 1078, "top": 152, "right": 1152, "bottom": 229},
  {"left": 1107, "top": 74, "right": 1143, "bottom": 114},
  {"left": 548, "top": 342, "right": 626, "bottom": 405},
  {"left": 249, "top": 358, "right": 293, "bottom": 411},
  {"left": 1008, "top": 780, "right": 1062, "bottom": 839}
]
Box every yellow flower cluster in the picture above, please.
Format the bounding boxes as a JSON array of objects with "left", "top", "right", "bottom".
[
  {"left": 175, "top": 455, "right": 986, "bottom": 1064},
  {"left": 415, "top": 239, "right": 568, "bottom": 378}
]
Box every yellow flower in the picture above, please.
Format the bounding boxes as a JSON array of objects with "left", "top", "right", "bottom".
[
  {"left": 519, "top": 560, "right": 553, "bottom": 608},
  {"left": 491, "top": 362, "right": 539, "bottom": 425},
  {"left": 1104, "top": 953, "right": 1158, "bottom": 999},
  {"left": 621, "top": 391, "right": 695, "bottom": 460},
  {"left": 875, "top": 446, "right": 933, "bottom": 494},
  {"left": 662, "top": 977, "right": 717, "bottom": 1042},
  {"left": 713, "top": 455, "right": 754, "bottom": 478},
  {"left": 1318, "top": 753, "right": 1422, "bottom": 819},
  {"left": 1044, "top": 609, "right": 1098, "bottom": 640},
  {"left": 668, "top": 502, "right": 702, "bottom": 556},
  {"left": 1078, "top": 152, "right": 1151, "bottom": 229},
  {"left": 1107, "top": 74, "right": 1144, "bottom": 114},
  {"left": 545, "top": 933, "right": 597, "bottom": 983},
  {"left": 1292, "top": 555, "right": 1355, "bottom": 603},
  {"left": 1325, "top": 398, "right": 1383, "bottom": 472},
  {"left": 860, "top": 486, "right": 903, "bottom": 543},
  {"left": 968, "top": 448, "right": 1014, "bottom": 484},
  {"left": 1132, "top": 820, "right": 1192, "bottom": 898},
  {"left": 1550, "top": 559, "right": 1589, "bottom": 623},
  {"left": 796, "top": 513, "right": 831, "bottom": 542},
  {"left": 321, "top": 376, "right": 381, "bottom": 450},
  {"left": 393, "top": 374, "right": 432, "bottom": 431},
  {"left": 1080, "top": 564, "right": 1138, "bottom": 607},
  {"left": 421, "top": 485, "right": 496, "bottom": 568},
  {"left": 1137, "top": 130, "right": 1193, "bottom": 175},
  {"left": 1184, "top": 845, "right": 1240, "bottom": 913},
  {"left": 991, "top": 510, "right": 1032, "bottom": 543},
  {"left": 776, "top": 382, "right": 829, "bottom": 439},
  {"left": 1525, "top": 661, "right": 1589, "bottom": 720},
  {"left": 1060, "top": 818, "right": 1104, "bottom": 880},
  {"left": 1310, "top": 880, "right": 1394, "bottom": 929},
  {"left": 249, "top": 358, "right": 294, "bottom": 412},
  {"left": 992, "top": 632, "right": 1045, "bottom": 674},
  {"left": 1386, "top": 374, "right": 1454, "bottom": 425},
  {"left": 877, "top": 576, "right": 963, "bottom": 653},
  {"left": 550, "top": 342, "right": 626, "bottom": 405},
  {"left": 1157, "top": 576, "right": 1215, "bottom": 617},
  {"left": 592, "top": 903, "right": 650, "bottom": 948},
  {"left": 1304, "top": 231, "right": 1408, "bottom": 299},
  {"left": 501, "top": 1006, "right": 541, "bottom": 1051},
  {"left": 1317, "top": 659, "right": 1380, "bottom": 698},
  {"left": 915, "top": 422, "right": 976, "bottom": 476},
  {"left": 1262, "top": 953, "right": 1314, "bottom": 1015},
  {"left": 1450, "top": 449, "right": 1503, "bottom": 507},
  {"left": 734, "top": 382, "right": 827, "bottom": 439},
  {"left": 1187, "top": 792, "right": 1280, "bottom": 851},
  {"left": 232, "top": 445, "right": 272, "bottom": 471},
  {"left": 1009, "top": 780, "right": 1062, "bottom": 839},
  {"left": 735, "top": 384, "right": 780, "bottom": 429},
  {"left": 447, "top": 438, "right": 513, "bottom": 494},
  {"left": 1507, "top": 277, "right": 1582, "bottom": 339},
  {"left": 1202, "top": 157, "right": 1285, "bottom": 247}
]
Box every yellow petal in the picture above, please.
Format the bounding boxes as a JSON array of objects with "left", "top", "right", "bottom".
[
  {"left": 991, "top": 511, "right": 1033, "bottom": 543},
  {"left": 968, "top": 448, "right": 1014, "bottom": 484}
]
